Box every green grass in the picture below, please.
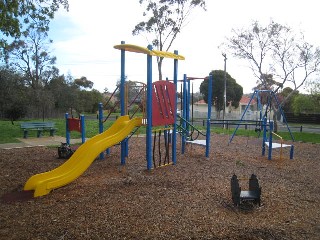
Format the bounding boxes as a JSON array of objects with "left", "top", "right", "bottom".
[
  {"left": 0, "top": 118, "right": 115, "bottom": 144},
  {"left": 0, "top": 119, "right": 319, "bottom": 144},
  {"left": 0, "top": 121, "right": 23, "bottom": 144},
  {"left": 211, "top": 127, "right": 320, "bottom": 144}
]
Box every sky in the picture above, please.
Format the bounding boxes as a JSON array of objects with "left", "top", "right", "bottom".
[{"left": 48, "top": 0, "right": 320, "bottom": 94}]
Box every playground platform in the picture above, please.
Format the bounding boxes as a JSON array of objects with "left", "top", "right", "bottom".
[{"left": 0, "top": 137, "right": 84, "bottom": 150}]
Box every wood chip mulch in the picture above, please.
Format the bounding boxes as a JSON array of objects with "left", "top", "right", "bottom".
[{"left": 0, "top": 134, "right": 319, "bottom": 239}]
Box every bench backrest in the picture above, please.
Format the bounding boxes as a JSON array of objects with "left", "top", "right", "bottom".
[{"left": 21, "top": 122, "right": 55, "bottom": 129}]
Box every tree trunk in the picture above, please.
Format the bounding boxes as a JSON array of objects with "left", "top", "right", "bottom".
[
  {"left": 273, "top": 112, "right": 278, "bottom": 133},
  {"left": 157, "top": 57, "right": 163, "bottom": 80}
]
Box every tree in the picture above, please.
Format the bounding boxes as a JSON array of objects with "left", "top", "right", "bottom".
[
  {"left": 0, "top": 67, "right": 28, "bottom": 122},
  {"left": 0, "top": 0, "right": 69, "bottom": 46},
  {"left": 278, "top": 87, "right": 299, "bottom": 113},
  {"left": 133, "top": 0, "right": 206, "bottom": 80},
  {"left": 77, "top": 89, "right": 103, "bottom": 113},
  {"left": 47, "top": 74, "right": 78, "bottom": 112},
  {"left": 224, "top": 20, "right": 320, "bottom": 130},
  {"left": 292, "top": 94, "right": 319, "bottom": 114},
  {"left": 306, "top": 78, "right": 320, "bottom": 96},
  {"left": 200, "top": 70, "right": 243, "bottom": 117},
  {"left": 224, "top": 20, "right": 320, "bottom": 103},
  {"left": 7, "top": 28, "right": 57, "bottom": 89},
  {"left": 306, "top": 79, "right": 320, "bottom": 112},
  {"left": 74, "top": 76, "right": 94, "bottom": 89}
]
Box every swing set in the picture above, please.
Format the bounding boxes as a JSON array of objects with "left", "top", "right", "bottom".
[{"left": 229, "top": 89, "right": 295, "bottom": 160}]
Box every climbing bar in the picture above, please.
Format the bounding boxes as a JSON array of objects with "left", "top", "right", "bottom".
[
  {"left": 164, "top": 129, "right": 170, "bottom": 164},
  {"left": 152, "top": 129, "right": 172, "bottom": 169},
  {"left": 153, "top": 131, "right": 157, "bottom": 169},
  {"left": 158, "top": 130, "right": 161, "bottom": 166}
]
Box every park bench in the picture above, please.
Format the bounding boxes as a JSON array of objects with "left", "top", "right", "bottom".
[
  {"left": 231, "top": 174, "right": 261, "bottom": 206},
  {"left": 21, "top": 122, "right": 57, "bottom": 138}
]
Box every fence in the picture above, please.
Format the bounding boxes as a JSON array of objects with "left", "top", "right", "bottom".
[{"left": 284, "top": 113, "right": 320, "bottom": 124}]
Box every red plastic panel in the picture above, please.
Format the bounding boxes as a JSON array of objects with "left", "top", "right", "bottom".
[
  {"left": 152, "top": 80, "right": 176, "bottom": 126},
  {"left": 68, "top": 118, "right": 81, "bottom": 132}
]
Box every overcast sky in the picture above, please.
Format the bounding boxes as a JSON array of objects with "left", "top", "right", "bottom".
[{"left": 49, "top": 0, "right": 319, "bottom": 94}]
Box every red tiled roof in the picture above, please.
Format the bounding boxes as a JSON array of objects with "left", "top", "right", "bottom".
[
  {"left": 240, "top": 96, "right": 256, "bottom": 105},
  {"left": 195, "top": 100, "right": 206, "bottom": 104}
]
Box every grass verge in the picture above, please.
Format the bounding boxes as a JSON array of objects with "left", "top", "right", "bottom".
[{"left": 0, "top": 119, "right": 319, "bottom": 144}]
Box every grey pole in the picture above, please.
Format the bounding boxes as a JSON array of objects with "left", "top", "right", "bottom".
[{"left": 222, "top": 53, "right": 227, "bottom": 128}]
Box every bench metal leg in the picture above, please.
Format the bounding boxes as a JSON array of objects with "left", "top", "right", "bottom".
[
  {"left": 37, "top": 130, "right": 42, "bottom": 138},
  {"left": 23, "top": 130, "right": 28, "bottom": 138},
  {"left": 50, "top": 129, "right": 55, "bottom": 137}
]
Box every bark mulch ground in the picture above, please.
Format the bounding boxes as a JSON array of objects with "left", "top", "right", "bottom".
[{"left": 0, "top": 134, "right": 319, "bottom": 239}]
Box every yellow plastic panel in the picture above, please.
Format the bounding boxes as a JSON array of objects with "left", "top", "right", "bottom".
[
  {"left": 114, "top": 43, "right": 185, "bottom": 60},
  {"left": 114, "top": 44, "right": 151, "bottom": 55}
]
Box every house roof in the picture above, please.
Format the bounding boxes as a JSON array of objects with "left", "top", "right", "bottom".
[
  {"left": 195, "top": 100, "right": 206, "bottom": 104},
  {"left": 240, "top": 96, "right": 256, "bottom": 105}
]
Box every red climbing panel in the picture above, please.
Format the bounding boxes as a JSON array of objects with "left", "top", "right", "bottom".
[
  {"left": 68, "top": 118, "right": 81, "bottom": 132},
  {"left": 152, "top": 80, "right": 176, "bottom": 126}
]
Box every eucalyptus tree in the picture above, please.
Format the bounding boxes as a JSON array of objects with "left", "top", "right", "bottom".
[
  {"left": 7, "top": 28, "right": 57, "bottom": 89},
  {"left": 0, "top": 0, "right": 69, "bottom": 61},
  {"left": 224, "top": 20, "right": 320, "bottom": 102},
  {"left": 133, "top": 0, "right": 206, "bottom": 80},
  {"left": 224, "top": 20, "right": 320, "bottom": 129}
]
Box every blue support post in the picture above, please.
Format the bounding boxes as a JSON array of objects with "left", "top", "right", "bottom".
[
  {"left": 206, "top": 74, "right": 213, "bottom": 158},
  {"left": 120, "top": 41, "right": 126, "bottom": 116},
  {"left": 80, "top": 115, "right": 85, "bottom": 144},
  {"left": 186, "top": 78, "right": 191, "bottom": 125},
  {"left": 262, "top": 117, "right": 267, "bottom": 156},
  {"left": 120, "top": 41, "right": 126, "bottom": 165},
  {"left": 172, "top": 50, "right": 178, "bottom": 165},
  {"left": 146, "top": 45, "right": 153, "bottom": 170},
  {"left": 125, "top": 138, "right": 129, "bottom": 157},
  {"left": 98, "top": 102, "right": 104, "bottom": 160},
  {"left": 181, "top": 74, "right": 187, "bottom": 154},
  {"left": 65, "top": 113, "right": 70, "bottom": 145},
  {"left": 271, "top": 91, "right": 295, "bottom": 142},
  {"left": 229, "top": 90, "right": 257, "bottom": 144}
]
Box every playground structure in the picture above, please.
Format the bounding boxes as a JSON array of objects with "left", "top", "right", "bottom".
[
  {"left": 229, "top": 89, "right": 294, "bottom": 160},
  {"left": 25, "top": 41, "right": 211, "bottom": 197}
]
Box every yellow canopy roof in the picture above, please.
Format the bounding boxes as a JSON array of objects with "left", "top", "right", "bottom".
[{"left": 114, "top": 43, "right": 185, "bottom": 60}]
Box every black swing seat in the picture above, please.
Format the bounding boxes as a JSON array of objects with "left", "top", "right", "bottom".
[{"left": 231, "top": 174, "right": 261, "bottom": 206}]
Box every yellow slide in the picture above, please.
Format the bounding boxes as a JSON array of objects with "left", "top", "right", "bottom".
[{"left": 24, "top": 115, "right": 142, "bottom": 197}]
